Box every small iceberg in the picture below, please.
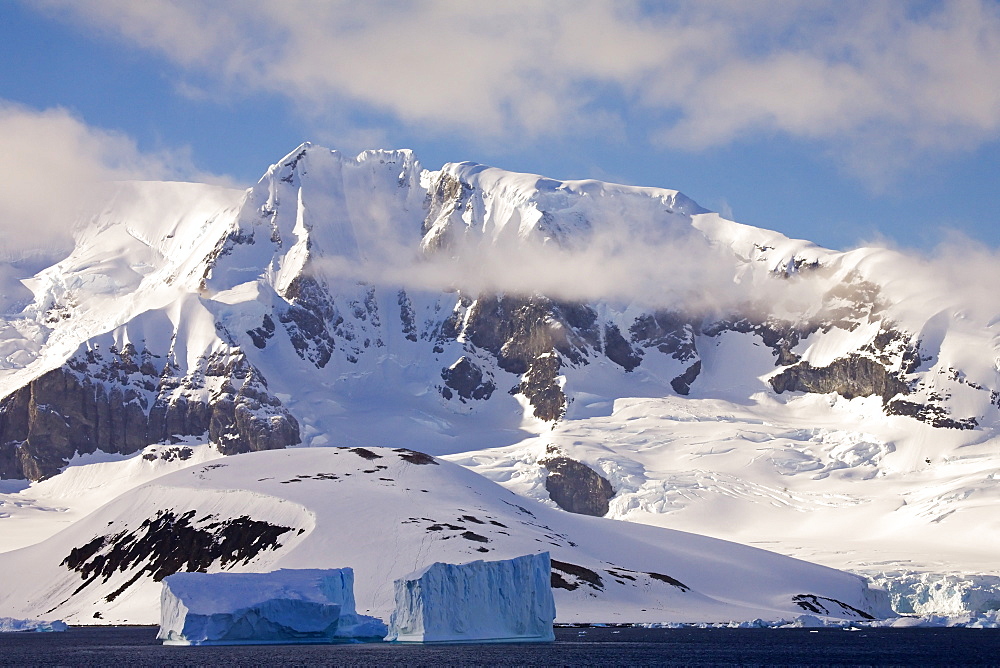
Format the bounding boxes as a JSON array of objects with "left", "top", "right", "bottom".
[
  {"left": 0, "top": 617, "right": 68, "bottom": 633},
  {"left": 157, "top": 568, "right": 387, "bottom": 645},
  {"left": 387, "top": 552, "right": 555, "bottom": 643}
]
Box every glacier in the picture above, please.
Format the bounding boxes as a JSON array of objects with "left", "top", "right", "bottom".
[
  {"left": 861, "top": 570, "right": 1000, "bottom": 618},
  {"left": 388, "top": 552, "right": 555, "bottom": 643},
  {"left": 157, "top": 568, "right": 387, "bottom": 645}
]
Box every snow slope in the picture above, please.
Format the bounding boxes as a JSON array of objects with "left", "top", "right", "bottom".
[
  {"left": 1, "top": 180, "right": 242, "bottom": 387},
  {"left": 0, "top": 447, "right": 889, "bottom": 625}
]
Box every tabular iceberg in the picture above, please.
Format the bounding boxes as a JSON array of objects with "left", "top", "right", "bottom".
[
  {"left": 157, "top": 568, "right": 387, "bottom": 645},
  {"left": 387, "top": 552, "right": 555, "bottom": 643},
  {"left": 0, "top": 617, "right": 67, "bottom": 632}
]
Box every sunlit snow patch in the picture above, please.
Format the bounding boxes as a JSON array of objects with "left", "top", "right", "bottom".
[
  {"left": 157, "top": 568, "right": 387, "bottom": 645},
  {"left": 387, "top": 552, "right": 555, "bottom": 643}
]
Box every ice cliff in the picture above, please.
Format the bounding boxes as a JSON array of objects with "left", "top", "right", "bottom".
[
  {"left": 157, "top": 568, "right": 387, "bottom": 645},
  {"left": 862, "top": 571, "right": 1000, "bottom": 617},
  {"left": 388, "top": 552, "right": 555, "bottom": 643}
]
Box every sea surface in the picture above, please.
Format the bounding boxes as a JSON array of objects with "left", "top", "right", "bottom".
[{"left": 2, "top": 625, "right": 999, "bottom": 666}]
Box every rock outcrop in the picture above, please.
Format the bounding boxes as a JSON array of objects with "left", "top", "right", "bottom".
[
  {"left": 0, "top": 344, "right": 299, "bottom": 480},
  {"left": 769, "top": 355, "right": 910, "bottom": 402},
  {"left": 440, "top": 357, "right": 495, "bottom": 402},
  {"left": 541, "top": 456, "right": 615, "bottom": 517}
]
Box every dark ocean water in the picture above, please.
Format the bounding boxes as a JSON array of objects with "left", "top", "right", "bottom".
[{"left": 1, "top": 625, "right": 999, "bottom": 667}]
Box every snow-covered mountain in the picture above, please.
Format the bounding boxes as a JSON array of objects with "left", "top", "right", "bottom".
[{"left": 1, "top": 144, "right": 998, "bottom": 623}]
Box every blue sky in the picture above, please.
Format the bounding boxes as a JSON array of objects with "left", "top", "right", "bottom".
[{"left": 2, "top": 1, "right": 1000, "bottom": 257}]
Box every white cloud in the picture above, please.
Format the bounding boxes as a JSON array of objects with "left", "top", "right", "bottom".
[
  {"left": 30, "top": 0, "right": 1000, "bottom": 183},
  {"left": 0, "top": 102, "right": 230, "bottom": 261},
  {"left": 864, "top": 231, "right": 1000, "bottom": 327}
]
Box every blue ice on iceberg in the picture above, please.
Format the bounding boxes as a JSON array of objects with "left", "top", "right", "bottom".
[
  {"left": 0, "top": 617, "right": 68, "bottom": 632},
  {"left": 157, "top": 568, "right": 387, "bottom": 645},
  {"left": 387, "top": 552, "right": 555, "bottom": 643}
]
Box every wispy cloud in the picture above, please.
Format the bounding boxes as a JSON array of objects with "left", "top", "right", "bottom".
[
  {"left": 33, "top": 0, "right": 1000, "bottom": 184},
  {"left": 854, "top": 230, "right": 1000, "bottom": 327},
  {"left": 316, "top": 223, "right": 763, "bottom": 315},
  {"left": 0, "top": 102, "right": 234, "bottom": 261},
  {"left": 296, "top": 162, "right": 829, "bottom": 317}
]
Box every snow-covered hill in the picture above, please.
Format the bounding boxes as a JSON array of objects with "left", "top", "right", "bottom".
[
  {"left": 1, "top": 144, "right": 999, "bottom": 623},
  {"left": 0, "top": 446, "right": 889, "bottom": 625}
]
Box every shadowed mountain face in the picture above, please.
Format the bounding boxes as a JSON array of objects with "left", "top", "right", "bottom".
[{"left": 0, "top": 145, "right": 996, "bottom": 480}]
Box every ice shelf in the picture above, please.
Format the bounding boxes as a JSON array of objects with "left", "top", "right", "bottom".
[
  {"left": 157, "top": 568, "right": 387, "bottom": 645},
  {"left": 387, "top": 552, "right": 556, "bottom": 643}
]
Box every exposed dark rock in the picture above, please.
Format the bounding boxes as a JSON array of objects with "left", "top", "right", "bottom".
[
  {"left": 608, "top": 568, "right": 637, "bottom": 582},
  {"left": 603, "top": 324, "right": 641, "bottom": 371},
  {"left": 630, "top": 310, "right": 699, "bottom": 363},
  {"left": 647, "top": 571, "right": 690, "bottom": 591},
  {"left": 438, "top": 293, "right": 687, "bottom": 420},
  {"left": 348, "top": 447, "right": 383, "bottom": 460},
  {"left": 62, "top": 510, "right": 294, "bottom": 602},
  {"left": 441, "top": 357, "right": 496, "bottom": 402},
  {"left": 0, "top": 346, "right": 300, "bottom": 481},
  {"left": 204, "top": 353, "right": 300, "bottom": 456},
  {"left": 394, "top": 448, "right": 437, "bottom": 465},
  {"left": 756, "top": 322, "right": 808, "bottom": 366},
  {"left": 141, "top": 447, "right": 194, "bottom": 463},
  {"left": 278, "top": 275, "right": 339, "bottom": 369},
  {"left": 792, "top": 594, "right": 875, "bottom": 620},
  {"left": 767, "top": 325, "right": 975, "bottom": 428},
  {"left": 1, "top": 368, "right": 155, "bottom": 481},
  {"left": 550, "top": 559, "right": 604, "bottom": 591},
  {"left": 550, "top": 572, "right": 577, "bottom": 590},
  {"left": 862, "top": 325, "right": 923, "bottom": 374},
  {"left": 460, "top": 531, "right": 488, "bottom": 543},
  {"left": 450, "top": 294, "right": 641, "bottom": 420},
  {"left": 460, "top": 295, "right": 593, "bottom": 374},
  {"left": 670, "top": 361, "right": 702, "bottom": 396},
  {"left": 631, "top": 310, "right": 705, "bottom": 394},
  {"left": 199, "top": 226, "right": 259, "bottom": 292},
  {"left": 770, "top": 355, "right": 909, "bottom": 402},
  {"left": 362, "top": 286, "right": 381, "bottom": 329},
  {"left": 426, "top": 523, "right": 463, "bottom": 532},
  {"left": 886, "top": 399, "right": 978, "bottom": 430},
  {"left": 517, "top": 354, "right": 566, "bottom": 421},
  {"left": 541, "top": 456, "right": 614, "bottom": 516},
  {"left": 398, "top": 290, "right": 418, "bottom": 342},
  {"left": 246, "top": 314, "right": 276, "bottom": 349}
]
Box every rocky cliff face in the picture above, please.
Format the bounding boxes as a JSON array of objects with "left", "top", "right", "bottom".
[
  {"left": 0, "top": 342, "right": 299, "bottom": 480},
  {"left": 441, "top": 294, "right": 641, "bottom": 421}
]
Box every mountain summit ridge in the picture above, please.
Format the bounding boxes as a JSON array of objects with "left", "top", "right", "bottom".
[{"left": 0, "top": 144, "right": 997, "bottom": 481}]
